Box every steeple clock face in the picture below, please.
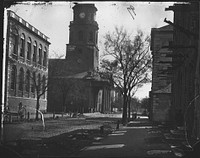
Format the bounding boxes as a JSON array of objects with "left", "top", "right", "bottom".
[{"left": 79, "top": 12, "right": 85, "bottom": 18}]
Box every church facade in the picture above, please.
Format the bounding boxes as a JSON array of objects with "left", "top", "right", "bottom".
[{"left": 47, "top": 4, "right": 112, "bottom": 113}]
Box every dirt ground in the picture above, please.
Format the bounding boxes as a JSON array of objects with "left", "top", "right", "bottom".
[{"left": 2, "top": 113, "right": 120, "bottom": 158}]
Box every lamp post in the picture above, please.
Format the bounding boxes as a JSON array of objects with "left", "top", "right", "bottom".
[{"left": 1, "top": 8, "right": 8, "bottom": 144}]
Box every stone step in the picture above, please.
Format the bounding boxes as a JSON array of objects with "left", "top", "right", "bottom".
[
  {"left": 170, "top": 129, "right": 185, "bottom": 136},
  {"left": 164, "top": 133, "right": 185, "bottom": 140},
  {"left": 127, "top": 121, "right": 152, "bottom": 127}
]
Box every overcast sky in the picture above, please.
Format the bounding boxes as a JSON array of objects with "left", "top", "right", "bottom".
[{"left": 5, "top": 1, "right": 175, "bottom": 99}]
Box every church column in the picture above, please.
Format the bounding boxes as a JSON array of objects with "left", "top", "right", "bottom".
[
  {"left": 103, "top": 87, "right": 108, "bottom": 113},
  {"left": 105, "top": 88, "right": 107, "bottom": 112},
  {"left": 106, "top": 89, "right": 108, "bottom": 112},
  {"left": 105, "top": 88, "right": 110, "bottom": 112},
  {"left": 101, "top": 88, "right": 105, "bottom": 113},
  {"left": 105, "top": 88, "right": 107, "bottom": 113},
  {"left": 94, "top": 88, "right": 99, "bottom": 112},
  {"left": 89, "top": 86, "right": 93, "bottom": 109},
  {"left": 106, "top": 88, "right": 108, "bottom": 112},
  {"left": 108, "top": 89, "right": 111, "bottom": 112},
  {"left": 106, "top": 88, "right": 109, "bottom": 112}
]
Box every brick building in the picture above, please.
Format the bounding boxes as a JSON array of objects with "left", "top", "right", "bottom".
[
  {"left": 47, "top": 4, "right": 112, "bottom": 113},
  {"left": 4, "top": 10, "right": 50, "bottom": 119},
  {"left": 150, "top": 25, "right": 173, "bottom": 122},
  {"left": 165, "top": 2, "right": 199, "bottom": 139}
]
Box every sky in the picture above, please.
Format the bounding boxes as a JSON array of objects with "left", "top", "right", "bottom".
[{"left": 4, "top": 1, "right": 175, "bottom": 100}]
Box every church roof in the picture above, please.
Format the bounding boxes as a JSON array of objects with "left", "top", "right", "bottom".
[
  {"left": 49, "top": 60, "right": 111, "bottom": 83},
  {"left": 66, "top": 71, "right": 106, "bottom": 82},
  {"left": 48, "top": 59, "right": 87, "bottom": 77}
]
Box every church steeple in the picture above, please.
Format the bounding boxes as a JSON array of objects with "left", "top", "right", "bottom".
[
  {"left": 73, "top": 4, "right": 97, "bottom": 23},
  {"left": 68, "top": 4, "right": 98, "bottom": 46},
  {"left": 66, "top": 4, "right": 99, "bottom": 72}
]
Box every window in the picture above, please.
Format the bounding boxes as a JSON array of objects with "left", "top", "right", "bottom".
[
  {"left": 10, "top": 29, "right": 18, "bottom": 55},
  {"left": 20, "top": 34, "right": 25, "bottom": 57},
  {"left": 31, "top": 72, "right": 36, "bottom": 94},
  {"left": 43, "top": 47, "right": 47, "bottom": 67},
  {"left": 27, "top": 37, "right": 31, "bottom": 60},
  {"left": 78, "top": 31, "right": 83, "bottom": 41},
  {"left": 38, "top": 44, "right": 42, "bottom": 65},
  {"left": 33, "top": 41, "right": 37, "bottom": 62},
  {"left": 89, "top": 31, "right": 93, "bottom": 42},
  {"left": 19, "top": 68, "right": 24, "bottom": 91},
  {"left": 10, "top": 65, "right": 17, "bottom": 90},
  {"left": 25, "top": 70, "right": 30, "bottom": 92},
  {"left": 42, "top": 75, "right": 46, "bottom": 98}
]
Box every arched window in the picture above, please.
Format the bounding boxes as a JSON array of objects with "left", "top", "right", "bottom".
[
  {"left": 33, "top": 41, "right": 37, "bottom": 62},
  {"left": 10, "top": 65, "right": 17, "bottom": 90},
  {"left": 20, "top": 33, "right": 25, "bottom": 57},
  {"left": 42, "top": 75, "right": 46, "bottom": 98},
  {"left": 10, "top": 29, "right": 18, "bottom": 55},
  {"left": 38, "top": 44, "right": 42, "bottom": 65},
  {"left": 19, "top": 68, "right": 24, "bottom": 91},
  {"left": 31, "top": 72, "right": 36, "bottom": 94},
  {"left": 27, "top": 37, "right": 31, "bottom": 60},
  {"left": 78, "top": 31, "right": 83, "bottom": 41},
  {"left": 38, "top": 73, "right": 41, "bottom": 93},
  {"left": 25, "top": 70, "right": 30, "bottom": 92},
  {"left": 89, "top": 31, "right": 93, "bottom": 42},
  {"left": 43, "top": 47, "right": 47, "bottom": 67}
]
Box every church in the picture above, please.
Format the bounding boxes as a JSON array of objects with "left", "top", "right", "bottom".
[{"left": 47, "top": 3, "right": 113, "bottom": 114}]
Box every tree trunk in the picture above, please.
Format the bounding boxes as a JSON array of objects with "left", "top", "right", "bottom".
[
  {"left": 122, "top": 94, "right": 127, "bottom": 125},
  {"left": 35, "top": 97, "right": 40, "bottom": 120},
  {"left": 128, "top": 98, "right": 131, "bottom": 121}
]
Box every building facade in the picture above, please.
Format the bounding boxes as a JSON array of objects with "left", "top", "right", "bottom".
[
  {"left": 150, "top": 25, "right": 173, "bottom": 122},
  {"left": 165, "top": 2, "right": 199, "bottom": 139},
  {"left": 5, "top": 10, "right": 50, "bottom": 119},
  {"left": 47, "top": 4, "right": 112, "bottom": 114}
]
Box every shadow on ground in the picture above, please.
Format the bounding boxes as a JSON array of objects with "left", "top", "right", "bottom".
[{"left": 1, "top": 125, "right": 113, "bottom": 158}]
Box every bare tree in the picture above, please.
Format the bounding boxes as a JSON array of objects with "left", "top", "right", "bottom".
[
  {"left": 29, "top": 68, "right": 48, "bottom": 120},
  {"left": 130, "top": 97, "right": 141, "bottom": 117},
  {"left": 100, "top": 26, "right": 152, "bottom": 124},
  {"left": 140, "top": 97, "right": 149, "bottom": 110}
]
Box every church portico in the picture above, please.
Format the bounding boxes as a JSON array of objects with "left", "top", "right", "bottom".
[{"left": 89, "top": 80, "right": 112, "bottom": 113}]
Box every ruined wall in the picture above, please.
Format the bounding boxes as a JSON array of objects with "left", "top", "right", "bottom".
[{"left": 151, "top": 25, "right": 173, "bottom": 122}]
